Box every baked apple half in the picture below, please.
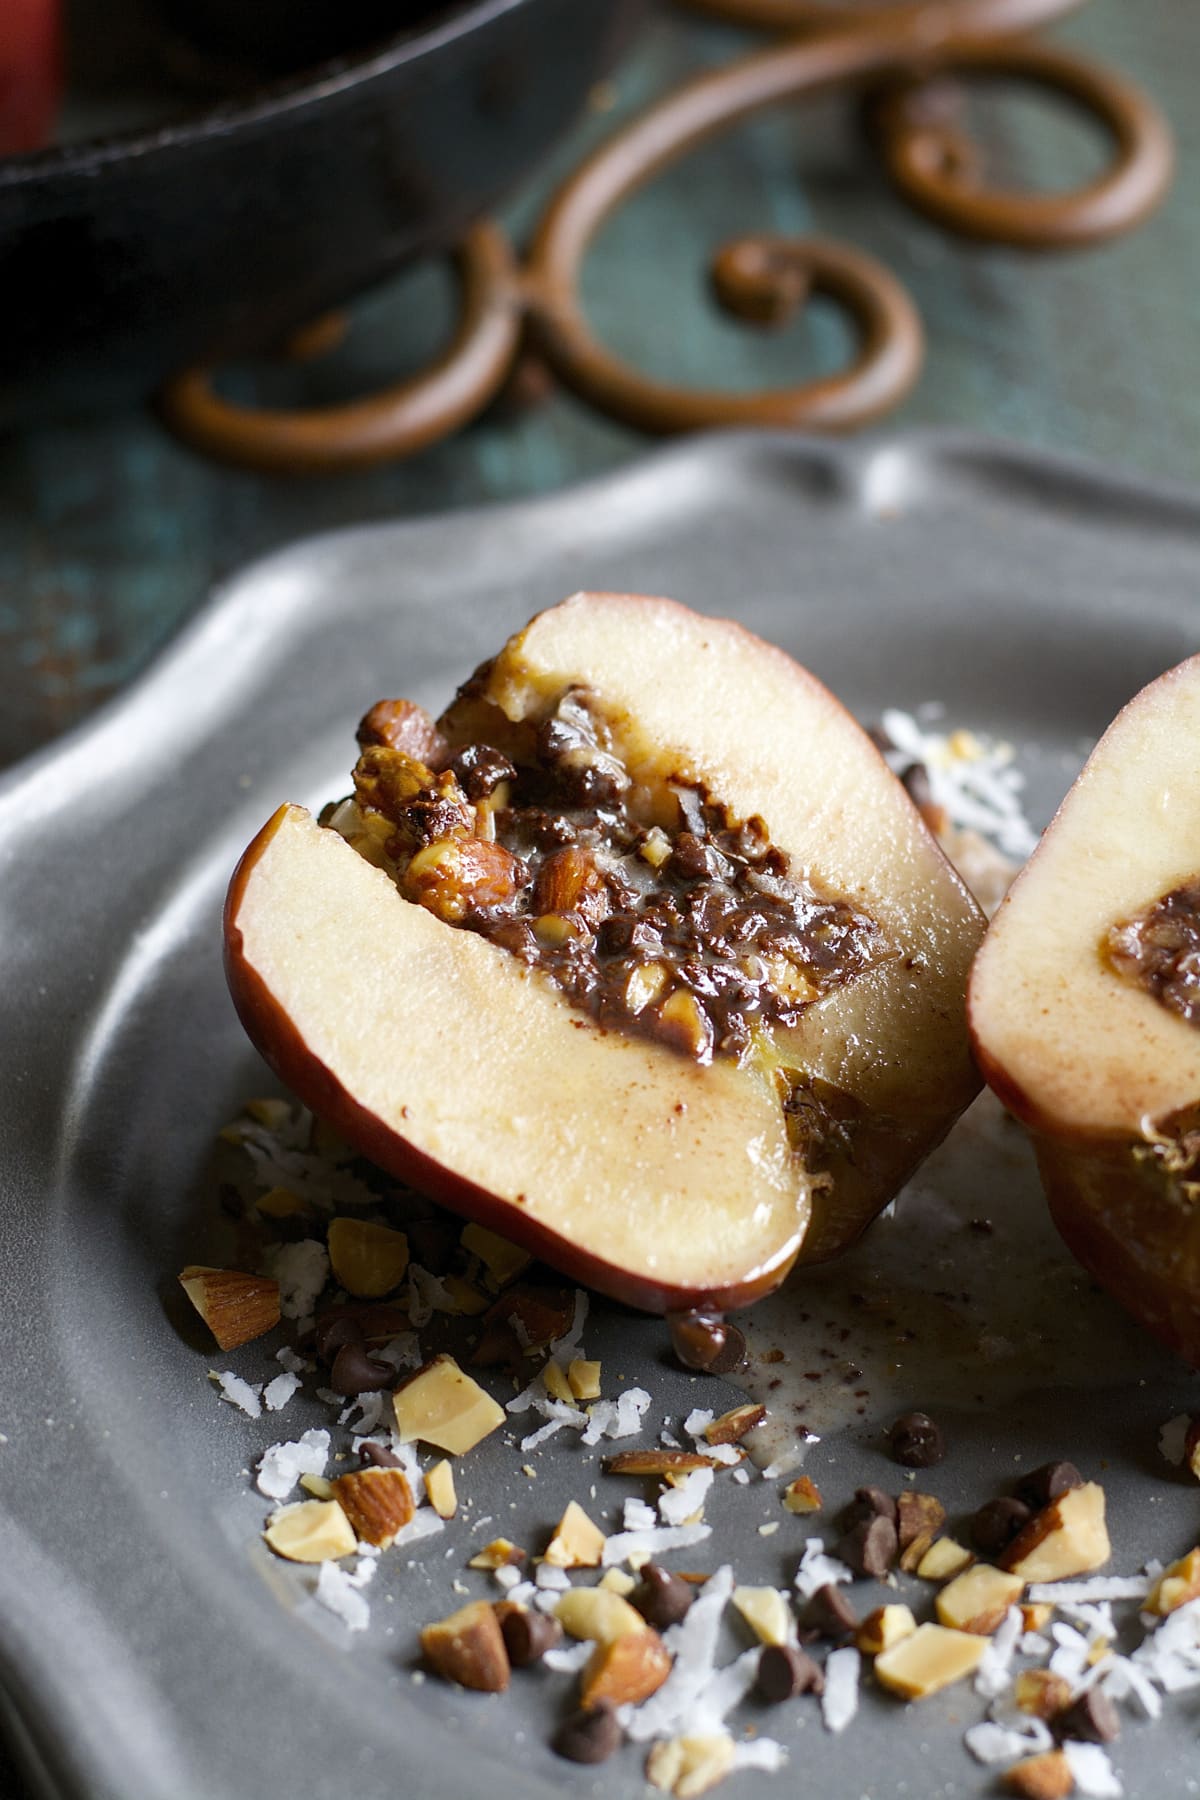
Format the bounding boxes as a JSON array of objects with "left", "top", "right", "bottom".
[
  {"left": 970, "top": 655, "right": 1200, "bottom": 1365},
  {"left": 225, "top": 593, "right": 984, "bottom": 1314}
]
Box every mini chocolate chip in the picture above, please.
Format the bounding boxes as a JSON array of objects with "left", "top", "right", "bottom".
[
  {"left": 803, "top": 1583, "right": 858, "bottom": 1640},
  {"left": 553, "top": 1701, "right": 623, "bottom": 1764},
  {"left": 633, "top": 1563, "right": 694, "bottom": 1631},
  {"left": 330, "top": 1342, "right": 395, "bottom": 1396},
  {"left": 449, "top": 743, "right": 516, "bottom": 801},
  {"left": 838, "top": 1513, "right": 898, "bottom": 1580},
  {"left": 1058, "top": 1687, "right": 1120, "bottom": 1744},
  {"left": 358, "top": 1440, "right": 402, "bottom": 1470},
  {"left": 1016, "top": 1461, "right": 1083, "bottom": 1511},
  {"left": 314, "top": 1310, "right": 365, "bottom": 1364},
  {"left": 500, "top": 1608, "right": 562, "bottom": 1667},
  {"left": 667, "top": 1309, "right": 736, "bottom": 1372},
  {"left": 842, "top": 1486, "right": 898, "bottom": 1531},
  {"left": 971, "top": 1497, "right": 1032, "bottom": 1554},
  {"left": 888, "top": 1411, "right": 945, "bottom": 1468},
  {"left": 756, "top": 1643, "right": 825, "bottom": 1703}
]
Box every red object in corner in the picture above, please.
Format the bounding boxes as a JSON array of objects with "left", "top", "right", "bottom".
[{"left": 0, "top": 0, "right": 62, "bottom": 154}]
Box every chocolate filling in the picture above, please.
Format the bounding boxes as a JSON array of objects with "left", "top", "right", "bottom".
[
  {"left": 335, "top": 686, "right": 890, "bottom": 1065},
  {"left": 1104, "top": 879, "right": 1200, "bottom": 1027}
]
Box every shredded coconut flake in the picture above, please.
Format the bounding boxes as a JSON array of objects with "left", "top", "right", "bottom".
[
  {"left": 683, "top": 1409, "right": 714, "bottom": 1439},
  {"left": 620, "top": 1566, "right": 734, "bottom": 1742},
  {"left": 602, "top": 1523, "right": 711, "bottom": 1567},
  {"left": 624, "top": 1497, "right": 659, "bottom": 1532},
  {"left": 964, "top": 1718, "right": 1052, "bottom": 1766},
  {"left": 730, "top": 1739, "right": 787, "bottom": 1774},
  {"left": 267, "top": 1240, "right": 330, "bottom": 1320},
  {"left": 974, "top": 1606, "right": 1023, "bottom": 1699},
  {"left": 1063, "top": 1741, "right": 1123, "bottom": 1797},
  {"left": 658, "top": 1468, "right": 713, "bottom": 1528},
  {"left": 761, "top": 1443, "right": 814, "bottom": 1481},
  {"left": 794, "top": 1538, "right": 854, "bottom": 1599},
  {"left": 216, "top": 1372, "right": 262, "bottom": 1418},
  {"left": 275, "top": 1346, "right": 308, "bottom": 1375},
  {"left": 1028, "top": 1576, "right": 1151, "bottom": 1604},
  {"left": 1158, "top": 1414, "right": 1190, "bottom": 1466},
  {"left": 256, "top": 1428, "right": 331, "bottom": 1500},
  {"left": 263, "top": 1371, "right": 302, "bottom": 1413},
  {"left": 544, "top": 1640, "right": 593, "bottom": 1674},
  {"left": 314, "top": 1559, "right": 371, "bottom": 1633},
  {"left": 821, "top": 1647, "right": 860, "bottom": 1734},
  {"left": 391, "top": 1509, "right": 445, "bottom": 1551},
  {"left": 880, "top": 708, "right": 1036, "bottom": 859}
]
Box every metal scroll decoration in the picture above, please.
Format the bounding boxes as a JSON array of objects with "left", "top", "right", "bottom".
[{"left": 159, "top": 0, "right": 1174, "bottom": 474}]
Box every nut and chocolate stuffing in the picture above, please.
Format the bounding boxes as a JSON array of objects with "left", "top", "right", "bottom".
[
  {"left": 1104, "top": 878, "right": 1200, "bottom": 1026},
  {"left": 332, "top": 686, "right": 891, "bottom": 1066}
]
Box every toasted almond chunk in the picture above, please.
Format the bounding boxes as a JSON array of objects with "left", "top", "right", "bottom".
[
  {"left": 783, "top": 1475, "right": 823, "bottom": 1515},
  {"left": 425, "top": 1460, "right": 458, "bottom": 1520},
  {"left": 557, "top": 1587, "right": 647, "bottom": 1645},
  {"left": 874, "top": 1623, "right": 987, "bottom": 1699},
  {"left": 544, "top": 1500, "right": 606, "bottom": 1569},
  {"left": 300, "top": 1473, "right": 335, "bottom": 1500},
  {"left": 568, "top": 1359, "right": 603, "bottom": 1401},
  {"left": 599, "top": 1568, "right": 637, "bottom": 1596},
  {"left": 915, "top": 1538, "right": 974, "bottom": 1582},
  {"left": 441, "top": 1275, "right": 489, "bottom": 1316},
  {"left": 899, "top": 1530, "right": 935, "bottom": 1574},
  {"left": 392, "top": 1353, "right": 505, "bottom": 1455},
  {"left": 332, "top": 1467, "right": 415, "bottom": 1547},
  {"left": 935, "top": 1564, "right": 1024, "bottom": 1635},
  {"left": 256, "top": 1186, "right": 313, "bottom": 1221},
  {"left": 178, "top": 1266, "right": 280, "bottom": 1351},
  {"left": 468, "top": 1537, "right": 526, "bottom": 1571},
  {"left": 1000, "top": 1483, "right": 1110, "bottom": 1584},
  {"left": 264, "top": 1499, "right": 357, "bottom": 1563},
  {"left": 581, "top": 1629, "right": 672, "bottom": 1709},
  {"left": 731, "top": 1586, "right": 793, "bottom": 1647},
  {"left": 1014, "top": 1669, "right": 1073, "bottom": 1719},
  {"left": 326, "top": 1218, "right": 409, "bottom": 1299},
  {"left": 460, "top": 1222, "right": 532, "bottom": 1290},
  {"left": 1021, "top": 1602, "right": 1054, "bottom": 1633},
  {"left": 1002, "top": 1749, "right": 1075, "bottom": 1799},
  {"left": 542, "top": 1361, "right": 574, "bottom": 1404},
  {"left": 604, "top": 1450, "right": 722, "bottom": 1477},
  {"left": 1145, "top": 1546, "right": 1200, "bottom": 1616},
  {"left": 646, "top": 1733, "right": 735, "bottom": 1799},
  {"left": 420, "top": 1599, "right": 510, "bottom": 1692},
  {"left": 897, "top": 1491, "right": 946, "bottom": 1552},
  {"left": 704, "top": 1403, "right": 766, "bottom": 1446},
  {"left": 856, "top": 1603, "right": 917, "bottom": 1656}
]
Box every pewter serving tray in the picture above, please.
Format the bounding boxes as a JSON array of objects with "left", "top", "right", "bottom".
[{"left": 1, "top": 432, "right": 1198, "bottom": 1800}]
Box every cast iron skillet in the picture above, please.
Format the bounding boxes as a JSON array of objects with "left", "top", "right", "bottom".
[{"left": 0, "top": 0, "right": 640, "bottom": 427}]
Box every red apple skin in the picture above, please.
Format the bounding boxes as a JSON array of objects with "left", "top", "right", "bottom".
[{"left": 224, "top": 807, "right": 797, "bottom": 1317}]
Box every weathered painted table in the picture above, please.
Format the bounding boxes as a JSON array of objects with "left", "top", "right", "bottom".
[{"left": 0, "top": 0, "right": 1197, "bottom": 775}]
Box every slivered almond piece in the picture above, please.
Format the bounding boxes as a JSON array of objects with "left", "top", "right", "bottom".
[
  {"left": 468, "top": 1538, "right": 525, "bottom": 1571},
  {"left": 916, "top": 1538, "right": 974, "bottom": 1581},
  {"left": 874, "top": 1623, "right": 987, "bottom": 1699},
  {"left": 178, "top": 1266, "right": 280, "bottom": 1351},
  {"left": 425, "top": 1460, "right": 458, "bottom": 1521},
  {"left": 1021, "top": 1602, "right": 1054, "bottom": 1633},
  {"left": 856, "top": 1604, "right": 917, "bottom": 1655},
  {"left": 421, "top": 1600, "right": 510, "bottom": 1692},
  {"left": 542, "top": 1361, "right": 574, "bottom": 1404},
  {"left": 392, "top": 1354, "right": 505, "bottom": 1455},
  {"left": 568, "top": 1359, "right": 602, "bottom": 1401},
  {"left": 557, "top": 1587, "right": 647, "bottom": 1645},
  {"left": 581, "top": 1629, "right": 672, "bottom": 1709},
  {"left": 646, "top": 1734, "right": 735, "bottom": 1799},
  {"left": 783, "top": 1475, "right": 822, "bottom": 1515},
  {"left": 544, "top": 1501, "right": 606, "bottom": 1569},
  {"left": 460, "top": 1222, "right": 532, "bottom": 1290},
  {"left": 1015, "top": 1670, "right": 1073, "bottom": 1719},
  {"left": 899, "top": 1531, "right": 935, "bottom": 1574},
  {"left": 704, "top": 1403, "right": 766, "bottom": 1446},
  {"left": 1145, "top": 1546, "right": 1200, "bottom": 1616},
  {"left": 731, "top": 1586, "right": 793, "bottom": 1647},
  {"left": 936, "top": 1564, "right": 1024, "bottom": 1635},
  {"left": 897, "top": 1491, "right": 945, "bottom": 1552},
  {"left": 332, "top": 1467, "right": 415, "bottom": 1547},
  {"left": 605, "top": 1450, "right": 722, "bottom": 1477},
  {"left": 326, "top": 1218, "right": 409, "bottom": 1298},
  {"left": 264, "top": 1499, "right": 357, "bottom": 1564},
  {"left": 1000, "top": 1483, "right": 1110, "bottom": 1584},
  {"left": 1002, "top": 1750, "right": 1075, "bottom": 1799}
]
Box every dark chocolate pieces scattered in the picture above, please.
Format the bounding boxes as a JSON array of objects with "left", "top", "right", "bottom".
[
  {"left": 972, "top": 1497, "right": 1033, "bottom": 1554},
  {"left": 838, "top": 1513, "right": 898, "bottom": 1580},
  {"left": 1016, "top": 1461, "right": 1083, "bottom": 1511},
  {"left": 756, "top": 1644, "right": 824, "bottom": 1703},
  {"left": 330, "top": 1342, "right": 396, "bottom": 1396},
  {"left": 633, "top": 1563, "right": 694, "bottom": 1631},
  {"left": 1058, "top": 1687, "right": 1120, "bottom": 1744},
  {"left": 803, "top": 1583, "right": 858, "bottom": 1641},
  {"left": 500, "top": 1608, "right": 562, "bottom": 1668},
  {"left": 888, "top": 1410, "right": 946, "bottom": 1468},
  {"left": 553, "top": 1700, "right": 623, "bottom": 1764}
]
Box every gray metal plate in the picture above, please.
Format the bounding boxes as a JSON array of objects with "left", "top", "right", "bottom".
[{"left": 1, "top": 430, "right": 1197, "bottom": 1800}]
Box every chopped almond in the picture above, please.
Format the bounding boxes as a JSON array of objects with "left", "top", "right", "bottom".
[
  {"left": 1002, "top": 1750, "right": 1075, "bottom": 1799},
  {"left": 460, "top": 1222, "right": 532, "bottom": 1290},
  {"left": 704, "top": 1403, "right": 766, "bottom": 1446},
  {"left": 915, "top": 1538, "right": 974, "bottom": 1581},
  {"left": 326, "top": 1218, "right": 409, "bottom": 1299},
  {"left": 542, "top": 1360, "right": 574, "bottom": 1404},
  {"left": 1021, "top": 1602, "right": 1054, "bottom": 1633},
  {"left": 332, "top": 1467, "right": 415, "bottom": 1548},
  {"left": 581, "top": 1629, "right": 672, "bottom": 1709},
  {"left": 178, "top": 1266, "right": 280, "bottom": 1351},
  {"left": 392, "top": 1354, "right": 505, "bottom": 1455},
  {"left": 646, "top": 1734, "right": 735, "bottom": 1798},
  {"left": 256, "top": 1186, "right": 313, "bottom": 1222},
  {"left": 599, "top": 1567, "right": 637, "bottom": 1596},
  {"left": 782, "top": 1475, "right": 822, "bottom": 1515},
  {"left": 544, "top": 1500, "right": 606, "bottom": 1569},
  {"left": 568, "top": 1359, "right": 603, "bottom": 1401},
  {"left": 1000, "top": 1483, "right": 1110, "bottom": 1584},
  {"left": 557, "top": 1587, "right": 647, "bottom": 1645},
  {"left": 731, "top": 1586, "right": 792, "bottom": 1647},
  {"left": 421, "top": 1600, "right": 510, "bottom": 1692},
  {"left": 1145, "top": 1546, "right": 1200, "bottom": 1616},
  {"left": 264, "top": 1499, "right": 357, "bottom": 1564},
  {"left": 425, "top": 1460, "right": 458, "bottom": 1520},
  {"left": 1015, "top": 1669, "right": 1073, "bottom": 1719},
  {"left": 605, "top": 1450, "right": 722, "bottom": 1477},
  {"left": 935, "top": 1564, "right": 1024, "bottom": 1635},
  {"left": 897, "top": 1491, "right": 946, "bottom": 1552},
  {"left": 874, "top": 1623, "right": 987, "bottom": 1699},
  {"left": 468, "top": 1538, "right": 526, "bottom": 1571},
  {"left": 856, "top": 1604, "right": 917, "bottom": 1655}
]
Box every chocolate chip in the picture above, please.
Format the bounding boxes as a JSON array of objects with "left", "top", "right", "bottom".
[
  {"left": 842, "top": 1486, "right": 898, "bottom": 1531},
  {"left": 888, "top": 1411, "right": 945, "bottom": 1468},
  {"left": 314, "top": 1310, "right": 366, "bottom": 1364},
  {"left": 358, "top": 1439, "right": 402, "bottom": 1470},
  {"left": 756, "top": 1643, "right": 825, "bottom": 1703},
  {"left": 971, "top": 1497, "right": 1032, "bottom": 1554},
  {"left": 633, "top": 1563, "right": 694, "bottom": 1631},
  {"left": 500, "top": 1608, "right": 562, "bottom": 1667},
  {"left": 666, "top": 1309, "right": 744, "bottom": 1374},
  {"left": 405, "top": 1218, "right": 458, "bottom": 1276},
  {"left": 448, "top": 743, "right": 516, "bottom": 801},
  {"left": 1015, "top": 1461, "right": 1083, "bottom": 1511},
  {"left": 803, "top": 1583, "right": 858, "bottom": 1640},
  {"left": 1058, "top": 1687, "right": 1120, "bottom": 1744},
  {"left": 838, "top": 1513, "right": 898, "bottom": 1579},
  {"left": 553, "top": 1700, "right": 623, "bottom": 1764},
  {"left": 330, "top": 1342, "right": 395, "bottom": 1396}
]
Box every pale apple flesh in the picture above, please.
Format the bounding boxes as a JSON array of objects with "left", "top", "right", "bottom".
[
  {"left": 969, "top": 653, "right": 1200, "bottom": 1364},
  {"left": 225, "top": 592, "right": 984, "bottom": 1315}
]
